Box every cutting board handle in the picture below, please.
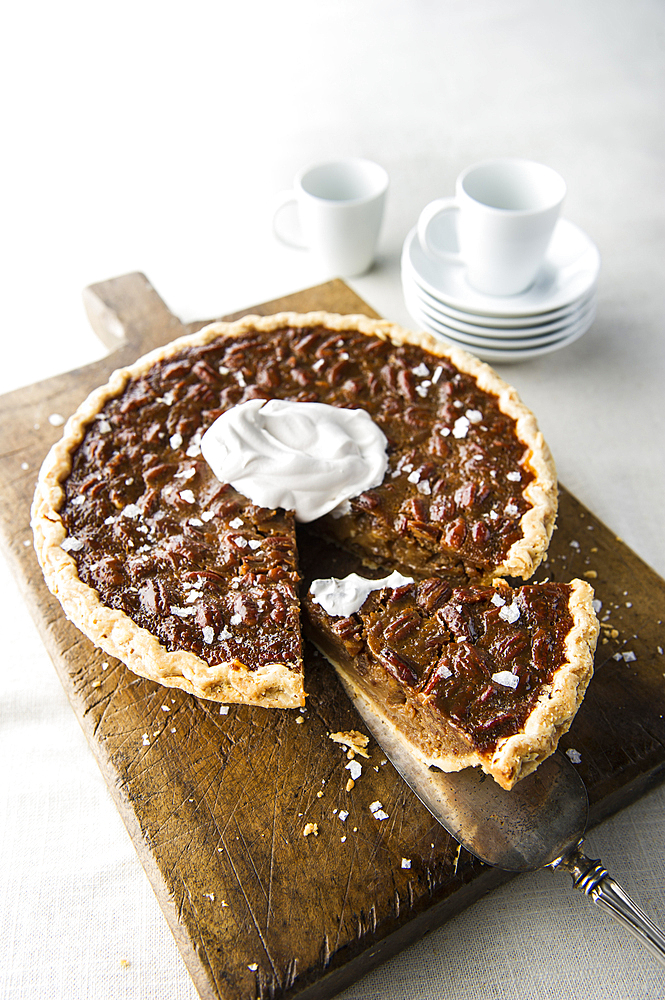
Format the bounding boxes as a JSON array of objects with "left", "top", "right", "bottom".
[{"left": 82, "top": 272, "right": 186, "bottom": 357}]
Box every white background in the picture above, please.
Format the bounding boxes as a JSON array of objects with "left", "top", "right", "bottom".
[{"left": 1, "top": 1, "right": 664, "bottom": 998}]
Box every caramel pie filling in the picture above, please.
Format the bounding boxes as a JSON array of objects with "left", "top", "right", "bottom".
[{"left": 59, "top": 323, "right": 538, "bottom": 669}]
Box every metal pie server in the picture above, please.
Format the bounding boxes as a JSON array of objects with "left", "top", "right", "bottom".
[{"left": 344, "top": 681, "right": 665, "bottom": 966}]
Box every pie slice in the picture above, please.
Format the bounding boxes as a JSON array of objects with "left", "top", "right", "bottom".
[
  {"left": 303, "top": 573, "right": 599, "bottom": 789},
  {"left": 32, "top": 310, "right": 559, "bottom": 711}
]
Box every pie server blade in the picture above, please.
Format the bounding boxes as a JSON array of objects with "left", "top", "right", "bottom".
[{"left": 340, "top": 676, "right": 665, "bottom": 966}]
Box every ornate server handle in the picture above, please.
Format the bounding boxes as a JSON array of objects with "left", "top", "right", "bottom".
[{"left": 552, "top": 840, "right": 665, "bottom": 967}]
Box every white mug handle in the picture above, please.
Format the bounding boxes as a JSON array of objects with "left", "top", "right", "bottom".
[
  {"left": 417, "top": 197, "right": 463, "bottom": 262},
  {"left": 272, "top": 190, "right": 307, "bottom": 250}
]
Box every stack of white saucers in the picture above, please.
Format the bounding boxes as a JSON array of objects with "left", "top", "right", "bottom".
[{"left": 401, "top": 218, "right": 600, "bottom": 363}]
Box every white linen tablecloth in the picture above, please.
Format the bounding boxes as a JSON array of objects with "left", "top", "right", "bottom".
[{"left": 2, "top": 1, "right": 664, "bottom": 997}]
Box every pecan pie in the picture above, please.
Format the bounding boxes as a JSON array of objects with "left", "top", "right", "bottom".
[
  {"left": 32, "top": 311, "right": 559, "bottom": 717},
  {"left": 303, "top": 574, "right": 599, "bottom": 789}
]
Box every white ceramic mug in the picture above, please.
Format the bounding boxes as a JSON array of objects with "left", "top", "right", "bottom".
[
  {"left": 417, "top": 159, "right": 566, "bottom": 296},
  {"left": 273, "top": 158, "right": 389, "bottom": 277}
]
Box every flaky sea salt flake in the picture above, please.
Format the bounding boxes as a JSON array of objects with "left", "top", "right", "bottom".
[
  {"left": 170, "top": 605, "right": 196, "bottom": 617},
  {"left": 453, "top": 416, "right": 470, "bottom": 439},
  {"left": 61, "top": 536, "right": 84, "bottom": 552},
  {"left": 122, "top": 504, "right": 142, "bottom": 519},
  {"left": 492, "top": 670, "right": 519, "bottom": 689},
  {"left": 499, "top": 602, "right": 520, "bottom": 624},
  {"left": 345, "top": 759, "right": 362, "bottom": 781}
]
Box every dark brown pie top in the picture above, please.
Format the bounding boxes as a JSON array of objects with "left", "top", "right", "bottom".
[
  {"left": 61, "top": 322, "right": 545, "bottom": 662},
  {"left": 34, "top": 311, "right": 559, "bottom": 712}
]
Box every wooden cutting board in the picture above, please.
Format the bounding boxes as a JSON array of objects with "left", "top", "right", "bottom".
[{"left": 2, "top": 272, "right": 665, "bottom": 1000}]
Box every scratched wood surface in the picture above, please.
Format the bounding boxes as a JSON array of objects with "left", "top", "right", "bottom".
[{"left": 2, "top": 273, "right": 665, "bottom": 1000}]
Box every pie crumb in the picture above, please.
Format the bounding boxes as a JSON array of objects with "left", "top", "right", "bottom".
[
  {"left": 303, "top": 822, "right": 318, "bottom": 837},
  {"left": 329, "top": 730, "right": 370, "bottom": 758},
  {"left": 345, "top": 778, "right": 355, "bottom": 792}
]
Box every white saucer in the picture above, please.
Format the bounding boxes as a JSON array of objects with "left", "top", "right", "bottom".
[
  {"left": 404, "top": 282, "right": 596, "bottom": 349},
  {"left": 404, "top": 285, "right": 596, "bottom": 351},
  {"left": 401, "top": 218, "right": 601, "bottom": 318},
  {"left": 403, "top": 270, "right": 597, "bottom": 339},
  {"left": 406, "top": 295, "right": 596, "bottom": 363},
  {"left": 412, "top": 291, "right": 596, "bottom": 341},
  {"left": 409, "top": 272, "right": 597, "bottom": 330}
]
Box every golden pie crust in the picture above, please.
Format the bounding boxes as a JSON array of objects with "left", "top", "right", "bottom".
[{"left": 33, "top": 311, "right": 561, "bottom": 731}]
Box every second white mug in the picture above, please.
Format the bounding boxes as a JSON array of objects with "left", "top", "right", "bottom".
[
  {"left": 417, "top": 159, "right": 566, "bottom": 296},
  {"left": 273, "top": 158, "right": 389, "bottom": 278}
]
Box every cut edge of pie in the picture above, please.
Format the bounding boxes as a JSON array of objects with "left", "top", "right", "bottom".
[
  {"left": 32, "top": 310, "right": 559, "bottom": 713},
  {"left": 303, "top": 577, "right": 599, "bottom": 790}
]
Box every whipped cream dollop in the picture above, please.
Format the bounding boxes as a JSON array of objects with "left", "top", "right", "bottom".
[
  {"left": 200, "top": 399, "right": 388, "bottom": 522},
  {"left": 310, "top": 571, "right": 414, "bottom": 618}
]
